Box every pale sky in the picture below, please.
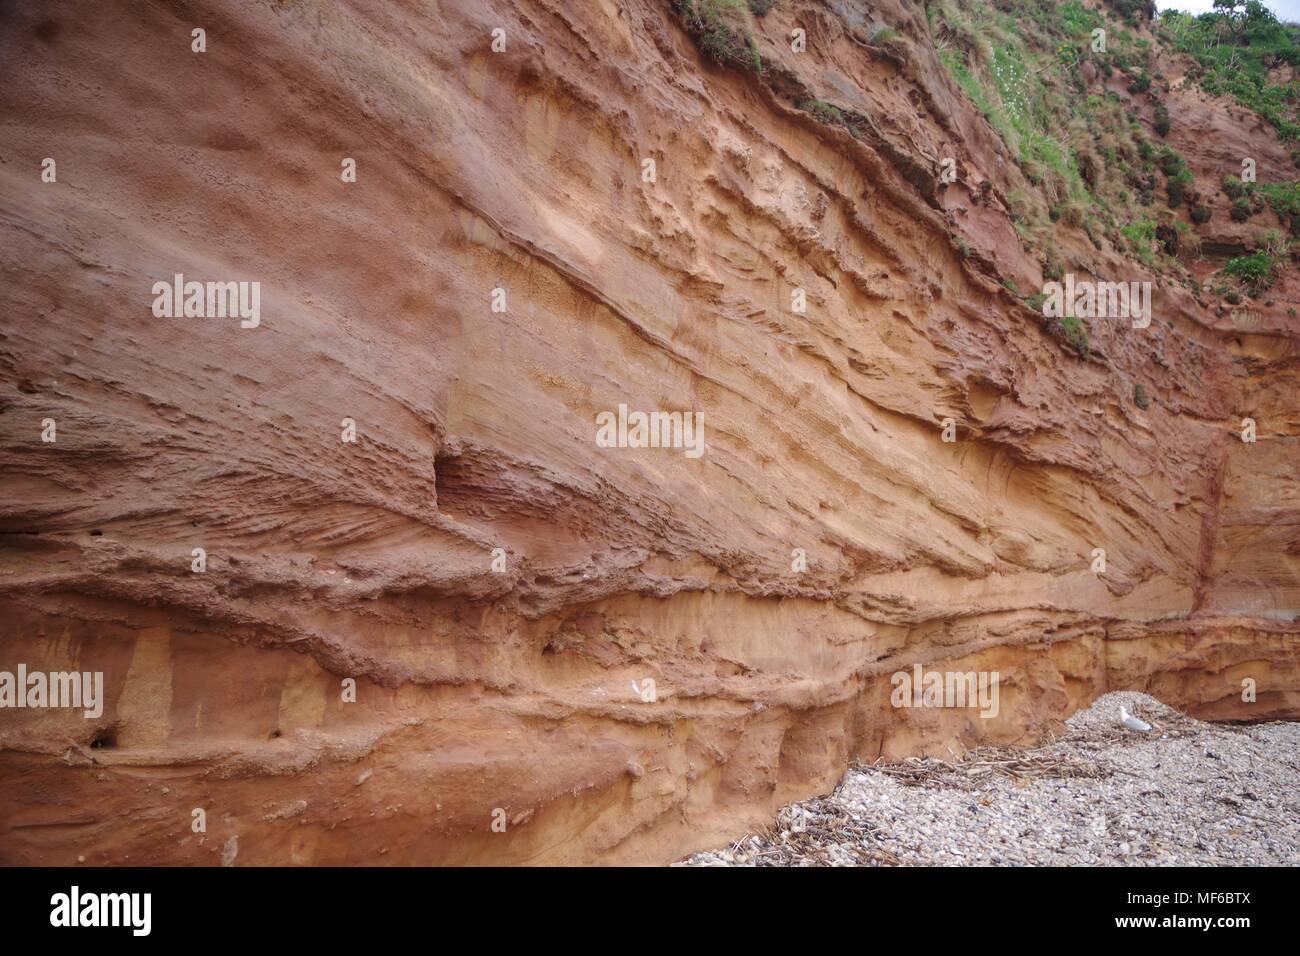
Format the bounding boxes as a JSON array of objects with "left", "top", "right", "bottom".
[{"left": 1157, "top": 0, "right": 1300, "bottom": 19}]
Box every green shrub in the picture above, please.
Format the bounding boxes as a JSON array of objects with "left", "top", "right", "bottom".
[
  {"left": 1224, "top": 252, "right": 1277, "bottom": 293},
  {"left": 1158, "top": 148, "right": 1190, "bottom": 181},
  {"left": 1157, "top": 5, "right": 1300, "bottom": 142},
  {"left": 1153, "top": 103, "right": 1171, "bottom": 136},
  {"left": 1191, "top": 205, "right": 1211, "bottom": 224},
  {"left": 1114, "top": 0, "right": 1156, "bottom": 24}
]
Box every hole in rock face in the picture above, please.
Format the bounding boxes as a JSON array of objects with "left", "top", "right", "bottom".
[
  {"left": 90, "top": 729, "right": 116, "bottom": 749},
  {"left": 89, "top": 529, "right": 103, "bottom": 536},
  {"left": 269, "top": 729, "right": 281, "bottom": 739}
]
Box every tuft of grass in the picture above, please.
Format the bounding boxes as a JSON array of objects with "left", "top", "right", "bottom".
[
  {"left": 1054, "top": 315, "right": 1090, "bottom": 356},
  {"left": 1121, "top": 219, "right": 1159, "bottom": 266},
  {"left": 797, "top": 98, "right": 844, "bottom": 125},
  {"left": 870, "top": 27, "right": 905, "bottom": 47},
  {"left": 1260, "top": 228, "right": 1290, "bottom": 258},
  {"left": 672, "top": 0, "right": 762, "bottom": 73}
]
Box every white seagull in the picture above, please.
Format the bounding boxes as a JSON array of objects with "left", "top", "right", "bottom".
[{"left": 1119, "top": 705, "right": 1152, "bottom": 733}]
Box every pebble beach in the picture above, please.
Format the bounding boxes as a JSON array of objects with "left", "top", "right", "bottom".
[{"left": 681, "top": 692, "right": 1300, "bottom": 867}]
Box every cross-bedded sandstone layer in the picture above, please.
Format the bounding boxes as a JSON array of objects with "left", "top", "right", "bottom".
[{"left": 0, "top": 0, "right": 1296, "bottom": 865}]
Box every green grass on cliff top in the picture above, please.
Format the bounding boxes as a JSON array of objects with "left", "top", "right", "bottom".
[
  {"left": 1158, "top": 1, "right": 1300, "bottom": 141},
  {"left": 932, "top": 0, "right": 1297, "bottom": 277}
]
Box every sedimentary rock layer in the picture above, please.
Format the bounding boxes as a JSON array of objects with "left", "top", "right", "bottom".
[{"left": 0, "top": 0, "right": 1296, "bottom": 865}]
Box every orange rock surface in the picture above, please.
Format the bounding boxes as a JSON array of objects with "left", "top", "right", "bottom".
[{"left": 0, "top": 0, "right": 1296, "bottom": 865}]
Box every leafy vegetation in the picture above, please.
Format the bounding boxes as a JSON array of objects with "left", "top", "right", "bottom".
[
  {"left": 930, "top": 0, "right": 1121, "bottom": 252},
  {"left": 1121, "top": 218, "right": 1159, "bottom": 265},
  {"left": 1257, "top": 180, "right": 1300, "bottom": 233},
  {"left": 1224, "top": 251, "right": 1277, "bottom": 292},
  {"left": 1153, "top": 102, "right": 1171, "bottom": 136},
  {"left": 927, "top": 0, "right": 1206, "bottom": 276},
  {"left": 919, "top": 0, "right": 1298, "bottom": 350},
  {"left": 1112, "top": 0, "right": 1158, "bottom": 26},
  {"left": 1157, "top": 1, "right": 1300, "bottom": 141}
]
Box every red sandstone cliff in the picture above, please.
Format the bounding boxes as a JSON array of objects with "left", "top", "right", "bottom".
[{"left": 0, "top": 0, "right": 1297, "bottom": 865}]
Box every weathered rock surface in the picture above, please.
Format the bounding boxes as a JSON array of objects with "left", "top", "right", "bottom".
[{"left": 0, "top": 0, "right": 1296, "bottom": 865}]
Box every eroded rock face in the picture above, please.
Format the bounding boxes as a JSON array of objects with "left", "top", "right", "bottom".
[{"left": 0, "top": 1, "right": 1296, "bottom": 865}]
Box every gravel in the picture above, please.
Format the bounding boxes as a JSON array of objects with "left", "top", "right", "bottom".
[{"left": 680, "top": 692, "right": 1299, "bottom": 866}]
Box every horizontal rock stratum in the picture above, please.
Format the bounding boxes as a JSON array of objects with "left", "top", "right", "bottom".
[{"left": 1, "top": 0, "right": 1297, "bottom": 865}]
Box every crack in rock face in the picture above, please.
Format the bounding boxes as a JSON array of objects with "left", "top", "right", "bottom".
[{"left": 0, "top": 0, "right": 1297, "bottom": 866}]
